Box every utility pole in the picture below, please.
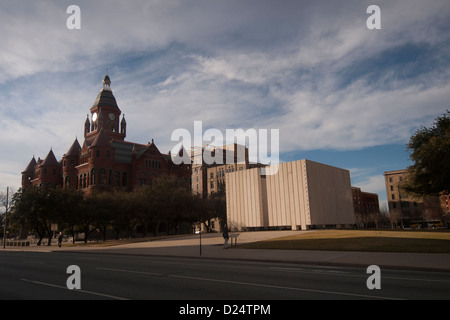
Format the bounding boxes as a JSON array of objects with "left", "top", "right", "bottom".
[
  {"left": 3, "top": 187, "right": 8, "bottom": 249},
  {"left": 199, "top": 230, "right": 202, "bottom": 256}
]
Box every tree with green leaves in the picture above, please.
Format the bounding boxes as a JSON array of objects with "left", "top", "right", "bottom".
[
  {"left": 9, "top": 174, "right": 220, "bottom": 242},
  {"left": 149, "top": 175, "right": 194, "bottom": 235},
  {"left": 11, "top": 187, "right": 55, "bottom": 245},
  {"left": 403, "top": 110, "right": 450, "bottom": 196},
  {"left": 199, "top": 184, "right": 226, "bottom": 233},
  {"left": 51, "top": 187, "right": 84, "bottom": 244}
]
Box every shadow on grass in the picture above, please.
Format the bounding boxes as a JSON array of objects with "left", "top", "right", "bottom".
[{"left": 236, "top": 237, "right": 450, "bottom": 253}]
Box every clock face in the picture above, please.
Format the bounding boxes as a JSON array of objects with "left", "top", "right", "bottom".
[
  {"left": 92, "top": 112, "right": 98, "bottom": 121},
  {"left": 108, "top": 113, "right": 115, "bottom": 120}
]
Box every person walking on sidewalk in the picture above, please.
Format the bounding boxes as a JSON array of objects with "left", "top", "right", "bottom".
[
  {"left": 58, "top": 231, "right": 63, "bottom": 248},
  {"left": 222, "top": 227, "right": 229, "bottom": 248}
]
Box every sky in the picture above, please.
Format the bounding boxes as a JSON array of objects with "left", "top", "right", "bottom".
[{"left": 0, "top": 0, "right": 449, "bottom": 210}]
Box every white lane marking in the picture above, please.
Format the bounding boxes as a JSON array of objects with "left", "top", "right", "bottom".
[
  {"left": 23, "top": 260, "right": 45, "bottom": 265},
  {"left": 168, "top": 274, "right": 403, "bottom": 300},
  {"left": 97, "top": 267, "right": 163, "bottom": 276},
  {"left": 269, "top": 267, "right": 450, "bottom": 283},
  {"left": 270, "top": 266, "right": 351, "bottom": 274},
  {"left": 20, "top": 278, "right": 128, "bottom": 300}
]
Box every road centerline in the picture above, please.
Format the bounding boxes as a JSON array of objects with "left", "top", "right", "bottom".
[
  {"left": 20, "top": 278, "right": 129, "bottom": 300},
  {"left": 96, "top": 267, "right": 163, "bottom": 277},
  {"left": 166, "top": 274, "right": 403, "bottom": 300}
]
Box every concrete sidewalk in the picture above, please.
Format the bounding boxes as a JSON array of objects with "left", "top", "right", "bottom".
[{"left": 5, "top": 230, "right": 450, "bottom": 272}]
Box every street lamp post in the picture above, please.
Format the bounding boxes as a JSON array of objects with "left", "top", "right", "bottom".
[{"left": 3, "top": 187, "right": 9, "bottom": 249}]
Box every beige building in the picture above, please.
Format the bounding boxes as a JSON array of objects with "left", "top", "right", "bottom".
[
  {"left": 191, "top": 143, "right": 264, "bottom": 232},
  {"left": 384, "top": 169, "right": 446, "bottom": 226},
  {"left": 191, "top": 144, "right": 250, "bottom": 196},
  {"left": 225, "top": 159, "right": 355, "bottom": 231}
]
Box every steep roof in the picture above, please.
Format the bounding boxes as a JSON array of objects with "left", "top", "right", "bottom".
[
  {"left": 41, "top": 149, "right": 60, "bottom": 167},
  {"left": 92, "top": 89, "right": 119, "bottom": 109},
  {"left": 22, "top": 156, "right": 37, "bottom": 173},
  {"left": 66, "top": 138, "right": 81, "bottom": 156},
  {"left": 110, "top": 140, "right": 141, "bottom": 164},
  {"left": 109, "top": 139, "right": 169, "bottom": 165}
]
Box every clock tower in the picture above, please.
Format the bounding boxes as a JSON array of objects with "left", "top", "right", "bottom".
[
  {"left": 22, "top": 71, "right": 192, "bottom": 196},
  {"left": 85, "top": 74, "right": 126, "bottom": 144}
]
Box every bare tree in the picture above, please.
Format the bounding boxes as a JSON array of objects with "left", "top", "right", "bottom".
[
  {"left": 369, "top": 211, "right": 382, "bottom": 229},
  {"left": 0, "top": 189, "right": 13, "bottom": 210},
  {"left": 389, "top": 208, "right": 402, "bottom": 228},
  {"left": 0, "top": 188, "right": 14, "bottom": 239}
]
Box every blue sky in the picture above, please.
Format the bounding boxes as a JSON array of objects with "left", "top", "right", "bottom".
[{"left": 0, "top": 0, "right": 449, "bottom": 209}]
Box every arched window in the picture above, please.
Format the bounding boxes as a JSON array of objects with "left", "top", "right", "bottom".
[
  {"left": 65, "top": 176, "right": 70, "bottom": 187},
  {"left": 122, "top": 172, "right": 127, "bottom": 187},
  {"left": 139, "top": 177, "right": 146, "bottom": 186},
  {"left": 115, "top": 171, "right": 120, "bottom": 187},
  {"left": 91, "top": 169, "right": 96, "bottom": 185},
  {"left": 99, "top": 169, "right": 106, "bottom": 185}
]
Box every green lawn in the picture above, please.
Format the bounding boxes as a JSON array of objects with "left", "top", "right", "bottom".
[{"left": 235, "top": 229, "right": 450, "bottom": 253}]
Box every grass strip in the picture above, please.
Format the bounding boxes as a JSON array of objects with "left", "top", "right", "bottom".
[{"left": 235, "top": 230, "right": 450, "bottom": 253}]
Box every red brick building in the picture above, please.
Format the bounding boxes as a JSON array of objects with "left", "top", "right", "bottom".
[
  {"left": 352, "top": 187, "right": 380, "bottom": 216},
  {"left": 22, "top": 74, "right": 191, "bottom": 193}
]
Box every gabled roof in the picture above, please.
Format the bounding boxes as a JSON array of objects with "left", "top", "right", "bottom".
[
  {"left": 41, "top": 149, "right": 60, "bottom": 167},
  {"left": 109, "top": 140, "right": 166, "bottom": 164},
  {"left": 91, "top": 129, "right": 111, "bottom": 147},
  {"left": 136, "top": 141, "right": 162, "bottom": 158},
  {"left": 22, "top": 156, "right": 37, "bottom": 173},
  {"left": 110, "top": 140, "right": 142, "bottom": 164}
]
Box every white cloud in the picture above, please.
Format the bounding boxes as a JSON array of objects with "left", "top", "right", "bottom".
[
  {"left": 351, "top": 171, "right": 386, "bottom": 195},
  {"left": 1, "top": 0, "right": 450, "bottom": 191}
]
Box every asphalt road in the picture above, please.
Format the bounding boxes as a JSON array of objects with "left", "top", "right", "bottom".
[{"left": 0, "top": 251, "right": 449, "bottom": 302}]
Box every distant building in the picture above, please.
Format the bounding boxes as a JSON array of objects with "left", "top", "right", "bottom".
[
  {"left": 191, "top": 143, "right": 265, "bottom": 232},
  {"left": 226, "top": 159, "right": 355, "bottom": 231},
  {"left": 352, "top": 187, "right": 380, "bottom": 227},
  {"left": 21, "top": 74, "right": 191, "bottom": 193},
  {"left": 191, "top": 143, "right": 264, "bottom": 197},
  {"left": 384, "top": 169, "right": 445, "bottom": 226}
]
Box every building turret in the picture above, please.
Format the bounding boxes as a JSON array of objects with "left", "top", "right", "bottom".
[
  {"left": 63, "top": 138, "right": 81, "bottom": 189},
  {"left": 21, "top": 156, "right": 37, "bottom": 190},
  {"left": 84, "top": 115, "right": 90, "bottom": 138},
  {"left": 121, "top": 114, "right": 127, "bottom": 136},
  {"left": 88, "top": 129, "right": 114, "bottom": 190},
  {"left": 86, "top": 74, "right": 125, "bottom": 144},
  {"left": 38, "top": 149, "right": 62, "bottom": 188}
]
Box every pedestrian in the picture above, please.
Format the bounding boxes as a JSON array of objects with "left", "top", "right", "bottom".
[
  {"left": 222, "top": 227, "right": 229, "bottom": 248},
  {"left": 58, "top": 231, "right": 63, "bottom": 248}
]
